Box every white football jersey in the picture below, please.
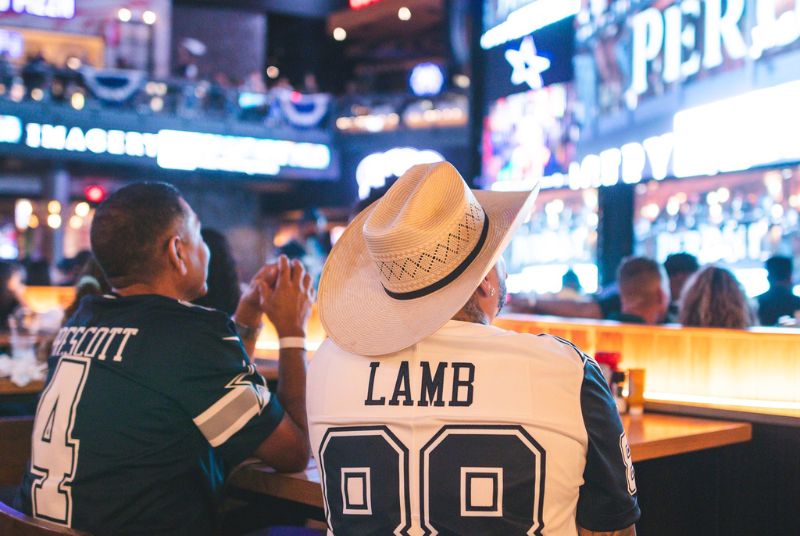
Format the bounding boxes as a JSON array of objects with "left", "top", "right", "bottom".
[{"left": 307, "top": 320, "right": 639, "bottom": 536}]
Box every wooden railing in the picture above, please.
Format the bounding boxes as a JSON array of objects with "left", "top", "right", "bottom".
[{"left": 494, "top": 314, "right": 800, "bottom": 418}]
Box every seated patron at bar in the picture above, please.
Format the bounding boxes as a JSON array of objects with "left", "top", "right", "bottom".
[
  {"left": 679, "top": 266, "right": 756, "bottom": 329},
  {"left": 14, "top": 183, "right": 313, "bottom": 534},
  {"left": 755, "top": 255, "right": 800, "bottom": 326},
  {"left": 0, "top": 260, "right": 26, "bottom": 328},
  {"left": 193, "top": 227, "right": 242, "bottom": 316},
  {"left": 608, "top": 257, "right": 669, "bottom": 325},
  {"left": 662, "top": 253, "right": 700, "bottom": 322},
  {"left": 307, "top": 163, "right": 640, "bottom": 535},
  {"left": 519, "top": 254, "right": 695, "bottom": 323}
]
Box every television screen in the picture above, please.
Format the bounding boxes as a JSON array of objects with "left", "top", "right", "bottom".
[{"left": 481, "top": 84, "right": 577, "bottom": 191}]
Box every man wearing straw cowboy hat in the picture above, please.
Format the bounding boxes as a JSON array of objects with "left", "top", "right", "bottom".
[{"left": 307, "top": 162, "right": 639, "bottom": 535}]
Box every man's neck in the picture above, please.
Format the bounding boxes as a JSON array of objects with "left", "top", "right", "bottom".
[
  {"left": 620, "top": 305, "right": 654, "bottom": 325},
  {"left": 112, "top": 280, "right": 184, "bottom": 301},
  {"left": 451, "top": 309, "right": 489, "bottom": 325}
]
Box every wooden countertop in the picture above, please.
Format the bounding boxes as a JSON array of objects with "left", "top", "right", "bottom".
[
  {"left": 0, "top": 378, "right": 44, "bottom": 396},
  {"left": 229, "top": 413, "right": 752, "bottom": 510},
  {"left": 621, "top": 413, "right": 751, "bottom": 462}
]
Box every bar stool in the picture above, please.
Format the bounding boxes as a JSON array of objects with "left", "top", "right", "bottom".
[{"left": 0, "top": 501, "right": 90, "bottom": 535}]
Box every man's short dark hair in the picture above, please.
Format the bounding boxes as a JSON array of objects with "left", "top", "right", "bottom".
[
  {"left": 617, "top": 256, "right": 664, "bottom": 301},
  {"left": 663, "top": 253, "right": 699, "bottom": 278},
  {"left": 765, "top": 255, "right": 793, "bottom": 283},
  {"left": 90, "top": 182, "right": 186, "bottom": 285}
]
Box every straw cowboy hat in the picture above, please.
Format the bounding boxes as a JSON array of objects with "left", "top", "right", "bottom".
[{"left": 319, "top": 161, "right": 539, "bottom": 356}]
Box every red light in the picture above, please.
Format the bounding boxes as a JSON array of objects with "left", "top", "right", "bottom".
[
  {"left": 84, "top": 185, "right": 106, "bottom": 204},
  {"left": 290, "top": 91, "right": 302, "bottom": 103},
  {"left": 350, "top": 0, "right": 381, "bottom": 9}
]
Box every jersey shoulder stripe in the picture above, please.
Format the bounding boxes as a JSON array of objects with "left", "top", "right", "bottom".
[
  {"left": 193, "top": 369, "right": 272, "bottom": 447},
  {"left": 538, "top": 333, "right": 592, "bottom": 364}
]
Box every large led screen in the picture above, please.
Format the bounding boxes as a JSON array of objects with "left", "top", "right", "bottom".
[{"left": 481, "top": 84, "right": 577, "bottom": 191}]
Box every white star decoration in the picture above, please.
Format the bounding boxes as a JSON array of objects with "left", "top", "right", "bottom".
[{"left": 505, "top": 35, "right": 552, "bottom": 90}]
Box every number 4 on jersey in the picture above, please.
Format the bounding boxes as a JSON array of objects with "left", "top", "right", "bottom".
[{"left": 30, "top": 356, "right": 91, "bottom": 526}]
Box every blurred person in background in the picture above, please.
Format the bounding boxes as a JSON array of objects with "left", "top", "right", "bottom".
[
  {"left": 277, "top": 208, "right": 331, "bottom": 287},
  {"left": 0, "top": 260, "right": 25, "bottom": 329},
  {"left": 174, "top": 37, "right": 206, "bottom": 80},
  {"left": 663, "top": 252, "right": 700, "bottom": 322},
  {"left": 22, "top": 52, "right": 51, "bottom": 99},
  {"left": 0, "top": 51, "right": 14, "bottom": 88},
  {"left": 62, "top": 255, "right": 110, "bottom": 323},
  {"left": 755, "top": 255, "right": 800, "bottom": 326},
  {"left": 608, "top": 256, "right": 669, "bottom": 325},
  {"left": 680, "top": 266, "right": 756, "bottom": 329},
  {"left": 513, "top": 253, "right": 696, "bottom": 321},
  {"left": 23, "top": 258, "right": 51, "bottom": 286},
  {"left": 556, "top": 268, "right": 584, "bottom": 300},
  {"left": 55, "top": 250, "right": 92, "bottom": 286},
  {"left": 193, "top": 228, "right": 241, "bottom": 316}
]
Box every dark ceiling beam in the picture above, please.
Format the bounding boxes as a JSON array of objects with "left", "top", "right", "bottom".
[{"left": 175, "top": 0, "right": 349, "bottom": 18}]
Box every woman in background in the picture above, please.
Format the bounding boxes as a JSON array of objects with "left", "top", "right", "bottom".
[
  {"left": 0, "top": 260, "right": 26, "bottom": 329},
  {"left": 193, "top": 228, "right": 241, "bottom": 316},
  {"left": 62, "top": 256, "right": 111, "bottom": 322},
  {"left": 679, "top": 265, "right": 757, "bottom": 329}
]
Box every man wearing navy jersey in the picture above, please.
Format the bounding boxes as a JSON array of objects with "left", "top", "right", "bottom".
[
  {"left": 16, "top": 182, "right": 313, "bottom": 534},
  {"left": 308, "top": 162, "right": 639, "bottom": 535}
]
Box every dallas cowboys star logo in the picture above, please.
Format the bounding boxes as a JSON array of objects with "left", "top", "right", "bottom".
[{"left": 505, "top": 35, "right": 551, "bottom": 90}]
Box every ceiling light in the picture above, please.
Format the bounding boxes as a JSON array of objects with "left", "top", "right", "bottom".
[
  {"left": 398, "top": 7, "right": 411, "bottom": 21},
  {"left": 453, "top": 74, "right": 470, "bottom": 88},
  {"left": 333, "top": 27, "right": 347, "bottom": 41},
  {"left": 75, "top": 202, "right": 91, "bottom": 218},
  {"left": 266, "top": 66, "right": 280, "bottom": 79},
  {"left": 117, "top": 8, "right": 132, "bottom": 22},
  {"left": 142, "top": 10, "right": 157, "bottom": 25}
]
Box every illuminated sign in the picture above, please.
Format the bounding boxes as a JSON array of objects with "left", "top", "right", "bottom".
[
  {"left": 571, "top": 78, "right": 800, "bottom": 189},
  {"left": 409, "top": 63, "right": 445, "bottom": 96},
  {"left": 630, "top": 0, "right": 800, "bottom": 96},
  {"left": 356, "top": 148, "right": 444, "bottom": 199},
  {"left": 481, "top": 0, "right": 579, "bottom": 49},
  {"left": 0, "top": 116, "right": 333, "bottom": 176},
  {"left": 569, "top": 133, "right": 675, "bottom": 190},
  {"left": 25, "top": 123, "right": 159, "bottom": 157},
  {"left": 0, "top": 0, "right": 75, "bottom": 19},
  {"left": 672, "top": 79, "right": 800, "bottom": 177},
  {"left": 0, "top": 115, "right": 21, "bottom": 143},
  {"left": 505, "top": 35, "right": 550, "bottom": 89},
  {"left": 0, "top": 29, "right": 23, "bottom": 59},
  {"left": 349, "top": 0, "right": 381, "bottom": 9},
  {"left": 156, "top": 130, "right": 331, "bottom": 175}
]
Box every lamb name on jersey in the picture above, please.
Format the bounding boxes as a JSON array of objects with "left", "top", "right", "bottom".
[{"left": 365, "top": 361, "right": 475, "bottom": 407}]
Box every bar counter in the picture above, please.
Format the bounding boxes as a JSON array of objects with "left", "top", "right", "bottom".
[
  {"left": 230, "top": 413, "right": 753, "bottom": 509},
  {"left": 492, "top": 313, "right": 800, "bottom": 425}
]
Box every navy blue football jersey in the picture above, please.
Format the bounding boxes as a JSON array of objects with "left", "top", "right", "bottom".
[{"left": 15, "top": 294, "right": 284, "bottom": 535}]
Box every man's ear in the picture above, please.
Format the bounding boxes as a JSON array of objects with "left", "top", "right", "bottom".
[
  {"left": 477, "top": 274, "right": 492, "bottom": 297},
  {"left": 166, "top": 235, "right": 188, "bottom": 275}
]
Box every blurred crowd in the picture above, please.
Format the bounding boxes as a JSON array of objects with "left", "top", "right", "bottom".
[
  {"left": 1, "top": 48, "right": 332, "bottom": 129},
  {"left": 510, "top": 253, "right": 800, "bottom": 329}
]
